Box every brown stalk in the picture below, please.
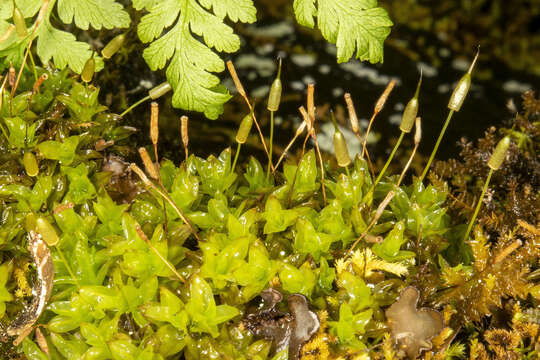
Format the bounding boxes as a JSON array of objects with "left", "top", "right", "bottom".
[
  {"left": 138, "top": 147, "right": 159, "bottom": 179},
  {"left": 32, "top": 73, "right": 48, "bottom": 94},
  {"left": 226, "top": 61, "right": 274, "bottom": 171},
  {"left": 35, "top": 327, "right": 49, "bottom": 355},
  {"left": 135, "top": 225, "right": 186, "bottom": 283},
  {"left": 362, "top": 79, "right": 396, "bottom": 158},
  {"left": 298, "top": 105, "right": 326, "bottom": 206},
  {"left": 150, "top": 102, "right": 159, "bottom": 151},
  {"left": 8, "top": 63, "right": 15, "bottom": 87},
  {"left": 307, "top": 84, "right": 315, "bottom": 126},
  {"left": 149, "top": 102, "right": 168, "bottom": 232},
  {"left": 344, "top": 93, "right": 376, "bottom": 180},
  {"left": 130, "top": 164, "right": 200, "bottom": 241},
  {"left": 181, "top": 115, "right": 189, "bottom": 162},
  {"left": 348, "top": 190, "right": 396, "bottom": 255}
]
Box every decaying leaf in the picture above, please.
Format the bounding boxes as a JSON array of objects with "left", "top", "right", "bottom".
[
  {"left": 244, "top": 288, "right": 320, "bottom": 360},
  {"left": 386, "top": 286, "right": 443, "bottom": 359},
  {"left": 5, "top": 231, "right": 54, "bottom": 343}
]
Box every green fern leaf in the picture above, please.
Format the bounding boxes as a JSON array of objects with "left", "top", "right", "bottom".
[
  {"left": 137, "top": 0, "right": 256, "bottom": 119},
  {"left": 37, "top": 19, "right": 104, "bottom": 74},
  {"left": 293, "top": 0, "right": 316, "bottom": 28},
  {"left": 293, "top": 0, "right": 393, "bottom": 64},
  {"left": 0, "top": 0, "right": 126, "bottom": 73},
  {"left": 0, "top": 0, "right": 40, "bottom": 19},
  {"left": 57, "top": 0, "right": 130, "bottom": 30}
]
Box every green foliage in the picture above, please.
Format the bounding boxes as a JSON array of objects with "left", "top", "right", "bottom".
[
  {"left": 135, "top": 0, "right": 256, "bottom": 119},
  {"left": 0, "top": 263, "right": 13, "bottom": 319},
  {"left": 329, "top": 303, "right": 372, "bottom": 348},
  {"left": 0, "top": 58, "right": 537, "bottom": 360},
  {"left": 1, "top": 0, "right": 394, "bottom": 120},
  {"left": 293, "top": 0, "right": 393, "bottom": 63}
]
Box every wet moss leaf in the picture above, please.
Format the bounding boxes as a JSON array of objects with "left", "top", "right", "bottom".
[
  {"left": 279, "top": 262, "right": 316, "bottom": 297},
  {"left": 4, "top": 116, "right": 37, "bottom": 149},
  {"left": 93, "top": 190, "right": 129, "bottom": 235},
  {"left": 2, "top": 174, "right": 53, "bottom": 212},
  {"left": 390, "top": 180, "right": 449, "bottom": 237},
  {"left": 185, "top": 275, "right": 239, "bottom": 337},
  {"left": 200, "top": 231, "right": 249, "bottom": 287},
  {"left": 329, "top": 302, "right": 372, "bottom": 348},
  {"left": 142, "top": 286, "right": 188, "bottom": 331},
  {"left": 38, "top": 136, "right": 80, "bottom": 165},
  {"left": 21, "top": 337, "right": 48, "bottom": 360},
  {"left": 372, "top": 221, "right": 415, "bottom": 262},
  {"left": 234, "top": 240, "right": 278, "bottom": 302},
  {"left": 263, "top": 196, "right": 298, "bottom": 234},
  {"left": 294, "top": 218, "right": 335, "bottom": 262},
  {"left": 336, "top": 271, "right": 372, "bottom": 312},
  {"left": 281, "top": 149, "right": 319, "bottom": 201},
  {"left": 195, "top": 149, "right": 237, "bottom": 196},
  {"left": 62, "top": 164, "right": 97, "bottom": 204},
  {"left": 56, "top": 82, "right": 107, "bottom": 122},
  {"left": 244, "top": 156, "right": 270, "bottom": 191},
  {"left": 169, "top": 165, "right": 199, "bottom": 212}
]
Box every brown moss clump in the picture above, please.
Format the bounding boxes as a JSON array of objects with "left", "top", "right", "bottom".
[{"left": 430, "top": 90, "right": 539, "bottom": 241}]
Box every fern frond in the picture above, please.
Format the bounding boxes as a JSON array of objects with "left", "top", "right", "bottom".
[{"left": 136, "top": 0, "right": 256, "bottom": 119}]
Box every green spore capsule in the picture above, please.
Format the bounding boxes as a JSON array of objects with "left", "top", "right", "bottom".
[
  {"left": 448, "top": 49, "right": 479, "bottom": 112},
  {"left": 13, "top": 6, "right": 27, "bottom": 38},
  {"left": 101, "top": 33, "right": 125, "bottom": 59},
  {"left": 400, "top": 70, "right": 422, "bottom": 133},
  {"left": 36, "top": 217, "right": 59, "bottom": 246},
  {"left": 488, "top": 135, "right": 511, "bottom": 170},
  {"left": 81, "top": 57, "right": 95, "bottom": 83},
  {"left": 23, "top": 151, "right": 39, "bottom": 177},
  {"left": 236, "top": 113, "right": 253, "bottom": 144},
  {"left": 267, "top": 59, "right": 282, "bottom": 111},
  {"left": 149, "top": 82, "right": 172, "bottom": 100},
  {"left": 332, "top": 111, "right": 351, "bottom": 167}
]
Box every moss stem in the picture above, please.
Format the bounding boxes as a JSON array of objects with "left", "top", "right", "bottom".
[
  {"left": 420, "top": 110, "right": 455, "bottom": 181},
  {"left": 373, "top": 131, "right": 405, "bottom": 188},
  {"left": 267, "top": 110, "right": 274, "bottom": 179},
  {"left": 463, "top": 168, "right": 493, "bottom": 242},
  {"left": 120, "top": 95, "right": 151, "bottom": 117},
  {"left": 232, "top": 142, "right": 241, "bottom": 173}
]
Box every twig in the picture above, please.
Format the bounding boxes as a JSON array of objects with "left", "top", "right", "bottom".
[
  {"left": 348, "top": 190, "right": 396, "bottom": 255},
  {"left": 135, "top": 225, "right": 186, "bottom": 283},
  {"left": 130, "top": 164, "right": 200, "bottom": 242}
]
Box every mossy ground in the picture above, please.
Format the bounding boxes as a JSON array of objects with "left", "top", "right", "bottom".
[{"left": 0, "top": 67, "right": 538, "bottom": 360}]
